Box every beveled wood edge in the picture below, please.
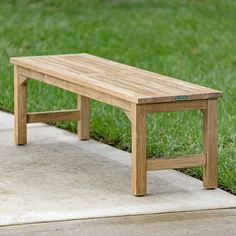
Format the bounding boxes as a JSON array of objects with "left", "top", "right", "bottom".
[
  {"left": 138, "top": 92, "right": 223, "bottom": 104},
  {"left": 10, "top": 53, "right": 88, "bottom": 62},
  {"left": 27, "top": 109, "right": 80, "bottom": 123},
  {"left": 146, "top": 99, "right": 209, "bottom": 113},
  {"left": 147, "top": 154, "right": 206, "bottom": 171},
  {"left": 123, "top": 110, "right": 131, "bottom": 121},
  {"left": 17, "top": 66, "right": 132, "bottom": 111}
]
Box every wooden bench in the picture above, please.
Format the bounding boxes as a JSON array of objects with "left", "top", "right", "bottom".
[{"left": 10, "top": 53, "right": 223, "bottom": 196}]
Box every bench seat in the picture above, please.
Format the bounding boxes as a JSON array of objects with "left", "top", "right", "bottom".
[{"left": 10, "top": 53, "right": 222, "bottom": 104}]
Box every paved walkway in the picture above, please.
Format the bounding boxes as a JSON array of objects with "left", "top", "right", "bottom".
[
  {"left": 0, "top": 209, "right": 236, "bottom": 236},
  {"left": 0, "top": 111, "right": 235, "bottom": 235}
]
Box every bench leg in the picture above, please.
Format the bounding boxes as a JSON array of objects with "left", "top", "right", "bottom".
[
  {"left": 77, "top": 95, "right": 90, "bottom": 140},
  {"left": 131, "top": 104, "right": 147, "bottom": 196},
  {"left": 14, "top": 65, "right": 27, "bottom": 145},
  {"left": 203, "top": 99, "right": 218, "bottom": 189}
]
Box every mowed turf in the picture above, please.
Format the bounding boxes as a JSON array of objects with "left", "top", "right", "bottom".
[{"left": 0, "top": 0, "right": 235, "bottom": 194}]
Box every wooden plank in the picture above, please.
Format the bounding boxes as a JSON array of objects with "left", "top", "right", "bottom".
[
  {"left": 14, "top": 65, "right": 27, "bottom": 145},
  {"left": 61, "top": 54, "right": 223, "bottom": 97},
  {"left": 147, "top": 100, "right": 208, "bottom": 113},
  {"left": 203, "top": 99, "right": 218, "bottom": 189},
  {"left": 78, "top": 95, "right": 90, "bottom": 140},
  {"left": 147, "top": 154, "right": 206, "bottom": 171},
  {"left": 14, "top": 59, "right": 144, "bottom": 103},
  {"left": 10, "top": 54, "right": 223, "bottom": 104},
  {"left": 131, "top": 104, "right": 147, "bottom": 196},
  {"left": 18, "top": 67, "right": 131, "bottom": 111},
  {"left": 137, "top": 93, "right": 220, "bottom": 104},
  {"left": 89, "top": 74, "right": 168, "bottom": 96},
  {"left": 27, "top": 110, "right": 80, "bottom": 123}
]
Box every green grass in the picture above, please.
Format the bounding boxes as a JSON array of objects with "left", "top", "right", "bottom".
[{"left": 0, "top": 0, "right": 235, "bottom": 194}]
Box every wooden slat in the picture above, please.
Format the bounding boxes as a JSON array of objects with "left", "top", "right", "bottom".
[
  {"left": 15, "top": 59, "right": 145, "bottom": 103},
  {"left": 10, "top": 53, "right": 223, "bottom": 104},
  {"left": 147, "top": 154, "right": 206, "bottom": 171},
  {"left": 90, "top": 74, "right": 168, "bottom": 96},
  {"left": 18, "top": 67, "right": 131, "bottom": 111},
  {"left": 203, "top": 99, "right": 218, "bottom": 189},
  {"left": 27, "top": 110, "right": 80, "bottom": 123},
  {"left": 146, "top": 100, "right": 208, "bottom": 113}
]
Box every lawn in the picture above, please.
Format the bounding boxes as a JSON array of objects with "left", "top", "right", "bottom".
[{"left": 0, "top": 0, "right": 235, "bottom": 194}]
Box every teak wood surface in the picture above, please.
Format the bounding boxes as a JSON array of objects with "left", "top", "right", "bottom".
[{"left": 10, "top": 53, "right": 223, "bottom": 196}]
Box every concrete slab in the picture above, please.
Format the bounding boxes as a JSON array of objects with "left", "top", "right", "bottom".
[
  {"left": 0, "top": 209, "right": 236, "bottom": 236},
  {"left": 0, "top": 111, "right": 14, "bottom": 130},
  {"left": 0, "top": 111, "right": 236, "bottom": 226},
  {"left": 0, "top": 111, "right": 46, "bottom": 131}
]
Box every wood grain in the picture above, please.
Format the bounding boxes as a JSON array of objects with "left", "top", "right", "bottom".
[
  {"left": 131, "top": 104, "right": 147, "bottom": 196},
  {"left": 147, "top": 100, "right": 208, "bottom": 113},
  {"left": 147, "top": 154, "right": 206, "bottom": 171},
  {"left": 14, "top": 65, "right": 27, "bottom": 145},
  {"left": 10, "top": 53, "right": 223, "bottom": 104},
  {"left": 27, "top": 110, "right": 80, "bottom": 123},
  {"left": 78, "top": 95, "right": 90, "bottom": 140},
  {"left": 203, "top": 99, "right": 218, "bottom": 189},
  {"left": 17, "top": 67, "right": 131, "bottom": 111}
]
